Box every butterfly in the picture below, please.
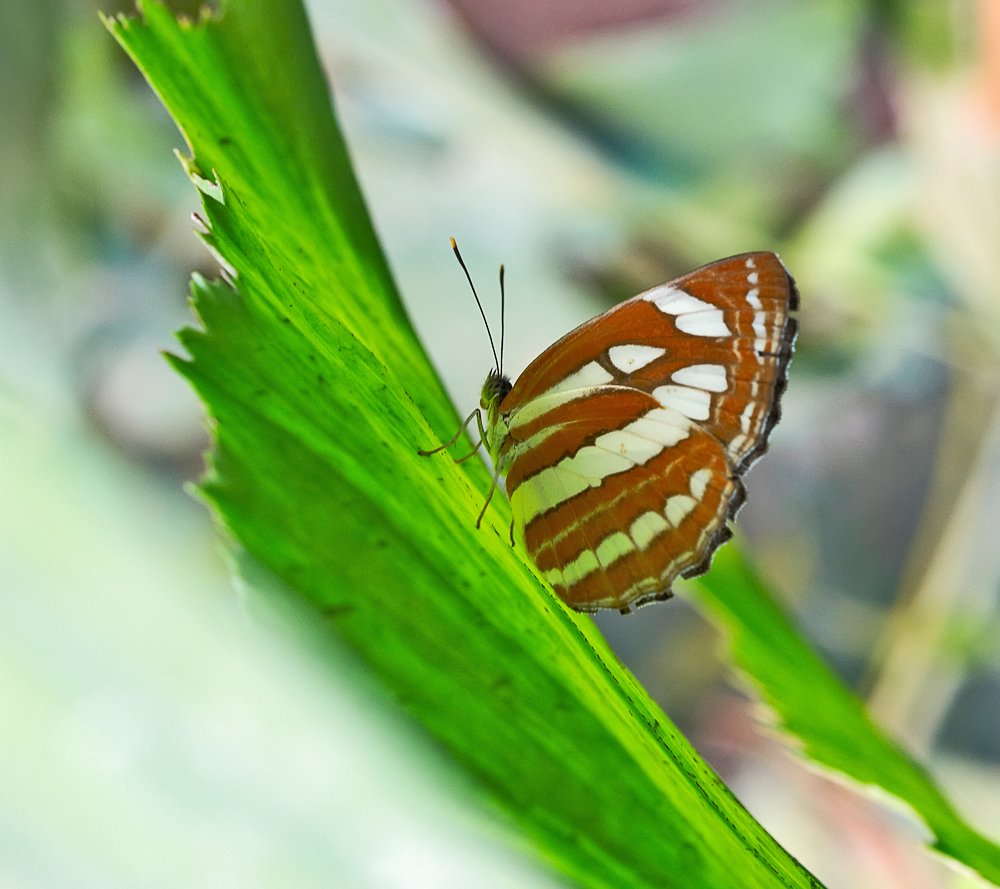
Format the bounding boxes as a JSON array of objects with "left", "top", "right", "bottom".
[{"left": 422, "top": 240, "right": 798, "bottom": 613}]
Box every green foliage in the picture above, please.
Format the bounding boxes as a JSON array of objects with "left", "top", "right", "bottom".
[
  {"left": 105, "top": 1, "right": 999, "bottom": 886},
  {"left": 693, "top": 549, "right": 1000, "bottom": 883}
]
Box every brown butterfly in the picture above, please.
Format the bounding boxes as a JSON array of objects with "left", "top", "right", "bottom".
[{"left": 423, "top": 243, "right": 798, "bottom": 613}]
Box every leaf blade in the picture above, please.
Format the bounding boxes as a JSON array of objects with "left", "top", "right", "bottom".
[{"left": 692, "top": 546, "right": 1000, "bottom": 884}]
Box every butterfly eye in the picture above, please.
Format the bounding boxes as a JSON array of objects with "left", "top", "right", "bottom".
[{"left": 497, "top": 376, "right": 512, "bottom": 403}]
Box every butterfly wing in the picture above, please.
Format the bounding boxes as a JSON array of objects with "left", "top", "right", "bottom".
[{"left": 495, "top": 252, "right": 798, "bottom": 612}]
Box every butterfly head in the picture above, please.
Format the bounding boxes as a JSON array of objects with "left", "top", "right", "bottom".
[{"left": 480, "top": 368, "right": 512, "bottom": 456}]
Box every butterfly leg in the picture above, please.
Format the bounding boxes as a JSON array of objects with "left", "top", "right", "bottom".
[
  {"left": 452, "top": 404, "right": 493, "bottom": 462},
  {"left": 508, "top": 518, "right": 515, "bottom": 547},
  {"left": 474, "top": 463, "right": 503, "bottom": 529},
  {"left": 417, "top": 408, "right": 482, "bottom": 456},
  {"left": 453, "top": 440, "right": 484, "bottom": 463}
]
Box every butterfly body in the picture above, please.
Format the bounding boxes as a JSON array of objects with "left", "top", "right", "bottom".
[{"left": 467, "top": 251, "right": 797, "bottom": 613}]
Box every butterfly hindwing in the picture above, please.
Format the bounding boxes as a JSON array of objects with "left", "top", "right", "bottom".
[{"left": 509, "top": 420, "right": 741, "bottom": 610}]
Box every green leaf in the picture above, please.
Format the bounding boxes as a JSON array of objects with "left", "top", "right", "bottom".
[
  {"left": 104, "top": 2, "right": 820, "bottom": 887},
  {"left": 691, "top": 547, "right": 1000, "bottom": 884}
]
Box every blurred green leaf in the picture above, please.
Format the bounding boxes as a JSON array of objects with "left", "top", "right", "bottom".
[
  {"left": 692, "top": 547, "right": 1000, "bottom": 884},
  {"left": 104, "top": 2, "right": 821, "bottom": 887}
]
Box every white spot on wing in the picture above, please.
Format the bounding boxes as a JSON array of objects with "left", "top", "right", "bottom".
[
  {"left": 745, "top": 257, "right": 757, "bottom": 269},
  {"left": 556, "top": 361, "right": 614, "bottom": 391},
  {"left": 729, "top": 401, "right": 759, "bottom": 458},
  {"left": 607, "top": 344, "right": 667, "bottom": 373},
  {"left": 625, "top": 408, "right": 690, "bottom": 447},
  {"left": 522, "top": 465, "right": 588, "bottom": 520},
  {"left": 562, "top": 549, "right": 600, "bottom": 587},
  {"left": 595, "top": 429, "right": 664, "bottom": 465},
  {"left": 748, "top": 287, "right": 769, "bottom": 348},
  {"left": 652, "top": 385, "right": 712, "bottom": 421},
  {"left": 509, "top": 392, "right": 571, "bottom": 431},
  {"left": 665, "top": 494, "right": 697, "bottom": 526},
  {"left": 630, "top": 511, "right": 669, "bottom": 550},
  {"left": 595, "top": 531, "right": 635, "bottom": 566},
  {"left": 676, "top": 310, "right": 731, "bottom": 338},
  {"left": 753, "top": 314, "right": 769, "bottom": 341},
  {"left": 689, "top": 467, "right": 712, "bottom": 501},
  {"left": 748, "top": 271, "right": 759, "bottom": 285},
  {"left": 671, "top": 364, "right": 727, "bottom": 393},
  {"left": 644, "top": 286, "right": 714, "bottom": 315},
  {"left": 564, "top": 448, "right": 632, "bottom": 482}
]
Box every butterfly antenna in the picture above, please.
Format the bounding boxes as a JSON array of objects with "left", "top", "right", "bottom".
[
  {"left": 499, "top": 263, "right": 506, "bottom": 377},
  {"left": 451, "top": 237, "right": 500, "bottom": 376}
]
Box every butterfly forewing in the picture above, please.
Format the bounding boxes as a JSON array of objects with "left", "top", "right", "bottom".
[{"left": 495, "top": 252, "right": 797, "bottom": 612}]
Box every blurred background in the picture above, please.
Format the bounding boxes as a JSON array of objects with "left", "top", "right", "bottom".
[{"left": 2, "top": 0, "right": 999, "bottom": 886}]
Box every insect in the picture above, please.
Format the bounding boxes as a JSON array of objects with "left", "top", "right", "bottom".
[{"left": 421, "top": 240, "right": 798, "bottom": 613}]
